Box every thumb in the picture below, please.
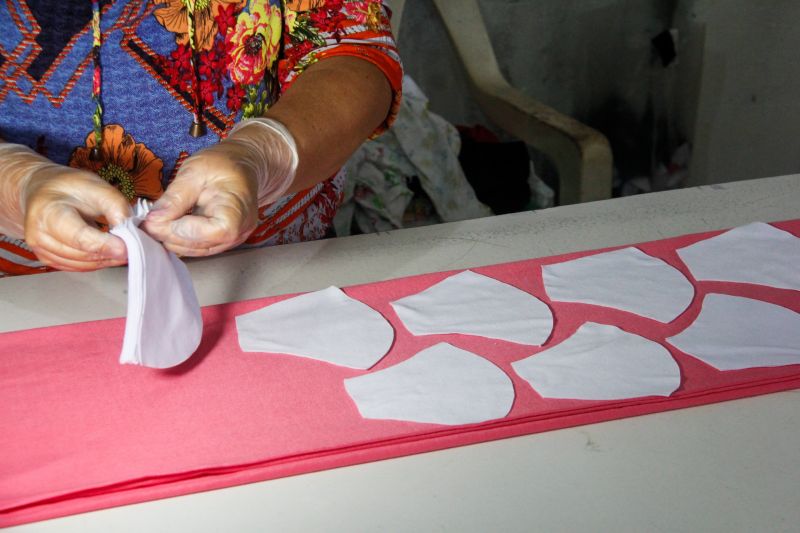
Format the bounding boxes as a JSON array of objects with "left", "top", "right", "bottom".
[
  {"left": 143, "top": 173, "right": 202, "bottom": 239},
  {"left": 79, "top": 180, "right": 132, "bottom": 228},
  {"left": 148, "top": 178, "right": 200, "bottom": 221}
]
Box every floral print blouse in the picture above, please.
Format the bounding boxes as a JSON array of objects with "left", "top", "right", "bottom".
[{"left": 0, "top": 0, "right": 402, "bottom": 276}]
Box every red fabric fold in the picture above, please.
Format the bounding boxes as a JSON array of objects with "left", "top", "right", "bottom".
[{"left": 2, "top": 219, "right": 799, "bottom": 527}]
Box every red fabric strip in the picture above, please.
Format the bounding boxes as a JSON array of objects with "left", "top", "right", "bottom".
[{"left": 1, "top": 219, "right": 799, "bottom": 527}]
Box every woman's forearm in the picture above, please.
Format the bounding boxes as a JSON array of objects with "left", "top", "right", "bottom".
[{"left": 264, "top": 55, "right": 393, "bottom": 193}]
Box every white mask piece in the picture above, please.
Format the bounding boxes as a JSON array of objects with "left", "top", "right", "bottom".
[
  {"left": 667, "top": 294, "right": 800, "bottom": 370},
  {"left": 512, "top": 323, "right": 681, "bottom": 401},
  {"left": 390, "top": 270, "right": 553, "bottom": 346},
  {"left": 109, "top": 199, "right": 203, "bottom": 369},
  {"left": 676, "top": 222, "right": 800, "bottom": 290},
  {"left": 542, "top": 247, "right": 694, "bottom": 323},
  {"left": 344, "top": 342, "right": 515, "bottom": 425},
  {"left": 236, "top": 286, "right": 394, "bottom": 370}
]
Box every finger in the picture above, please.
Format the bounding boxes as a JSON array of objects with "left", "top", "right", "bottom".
[
  {"left": 162, "top": 232, "right": 250, "bottom": 257},
  {"left": 32, "top": 228, "right": 127, "bottom": 263},
  {"left": 152, "top": 198, "right": 256, "bottom": 250},
  {"left": 31, "top": 246, "right": 127, "bottom": 272},
  {"left": 33, "top": 207, "right": 127, "bottom": 261},
  {"left": 169, "top": 211, "right": 240, "bottom": 246},
  {"left": 74, "top": 178, "right": 132, "bottom": 227},
  {"left": 145, "top": 172, "right": 204, "bottom": 233}
]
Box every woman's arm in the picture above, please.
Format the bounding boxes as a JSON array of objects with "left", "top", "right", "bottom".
[
  {"left": 144, "top": 0, "right": 402, "bottom": 256},
  {"left": 266, "top": 55, "right": 392, "bottom": 193},
  {"left": 144, "top": 54, "right": 395, "bottom": 256}
]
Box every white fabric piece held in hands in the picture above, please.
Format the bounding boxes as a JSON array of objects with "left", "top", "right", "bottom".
[
  {"left": 109, "top": 199, "right": 203, "bottom": 368},
  {"left": 227, "top": 117, "right": 299, "bottom": 207}
]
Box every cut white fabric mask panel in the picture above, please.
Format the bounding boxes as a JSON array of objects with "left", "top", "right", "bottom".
[
  {"left": 109, "top": 199, "right": 203, "bottom": 369},
  {"left": 344, "top": 342, "right": 515, "bottom": 425},
  {"left": 236, "top": 286, "right": 394, "bottom": 370},
  {"left": 666, "top": 294, "right": 800, "bottom": 370},
  {"left": 676, "top": 222, "right": 800, "bottom": 290},
  {"left": 542, "top": 247, "right": 694, "bottom": 323},
  {"left": 511, "top": 323, "right": 681, "bottom": 401},
  {"left": 390, "top": 270, "right": 553, "bottom": 345}
]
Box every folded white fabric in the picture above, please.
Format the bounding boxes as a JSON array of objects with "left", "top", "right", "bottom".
[{"left": 110, "top": 200, "right": 203, "bottom": 368}]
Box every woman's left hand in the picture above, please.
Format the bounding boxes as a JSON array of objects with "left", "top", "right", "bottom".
[
  {"left": 142, "top": 143, "right": 260, "bottom": 257},
  {"left": 143, "top": 118, "right": 298, "bottom": 256}
]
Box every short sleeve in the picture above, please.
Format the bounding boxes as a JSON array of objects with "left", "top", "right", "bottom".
[{"left": 279, "top": 0, "right": 403, "bottom": 137}]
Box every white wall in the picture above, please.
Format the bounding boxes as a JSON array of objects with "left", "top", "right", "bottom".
[
  {"left": 398, "top": 0, "right": 800, "bottom": 188},
  {"left": 397, "top": 0, "right": 487, "bottom": 126},
  {"left": 399, "top": 0, "right": 676, "bottom": 181},
  {"left": 674, "top": 0, "right": 800, "bottom": 185},
  {"left": 400, "top": 0, "right": 671, "bottom": 123}
]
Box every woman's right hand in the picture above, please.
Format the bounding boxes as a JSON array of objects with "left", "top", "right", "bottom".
[{"left": 0, "top": 143, "right": 131, "bottom": 271}]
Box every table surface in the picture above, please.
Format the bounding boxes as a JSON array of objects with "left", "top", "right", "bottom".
[{"left": 3, "top": 175, "right": 800, "bottom": 532}]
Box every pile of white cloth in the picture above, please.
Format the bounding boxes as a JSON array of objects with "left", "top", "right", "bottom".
[{"left": 335, "top": 76, "right": 492, "bottom": 235}]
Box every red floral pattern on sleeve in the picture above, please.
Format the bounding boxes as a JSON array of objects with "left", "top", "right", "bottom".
[{"left": 280, "top": 0, "right": 403, "bottom": 135}]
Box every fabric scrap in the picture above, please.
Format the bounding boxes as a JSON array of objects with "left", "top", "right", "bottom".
[
  {"left": 543, "top": 247, "right": 694, "bottom": 322},
  {"left": 236, "top": 286, "right": 394, "bottom": 369},
  {"left": 676, "top": 222, "right": 800, "bottom": 290},
  {"left": 667, "top": 294, "right": 800, "bottom": 370},
  {"left": 391, "top": 270, "right": 553, "bottom": 345},
  {"left": 512, "top": 323, "right": 681, "bottom": 400},
  {"left": 344, "top": 342, "right": 515, "bottom": 425}
]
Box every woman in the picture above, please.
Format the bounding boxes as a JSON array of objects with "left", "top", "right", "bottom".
[{"left": 0, "top": 0, "right": 402, "bottom": 275}]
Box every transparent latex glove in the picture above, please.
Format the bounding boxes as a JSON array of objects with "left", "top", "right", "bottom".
[
  {"left": 0, "top": 143, "right": 130, "bottom": 271},
  {"left": 143, "top": 118, "right": 298, "bottom": 257}
]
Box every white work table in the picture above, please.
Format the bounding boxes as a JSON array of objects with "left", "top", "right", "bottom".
[{"left": 4, "top": 174, "right": 800, "bottom": 532}]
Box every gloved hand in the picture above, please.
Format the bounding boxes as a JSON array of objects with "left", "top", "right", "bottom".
[
  {"left": 143, "top": 118, "right": 298, "bottom": 257},
  {"left": 0, "top": 143, "right": 130, "bottom": 271}
]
